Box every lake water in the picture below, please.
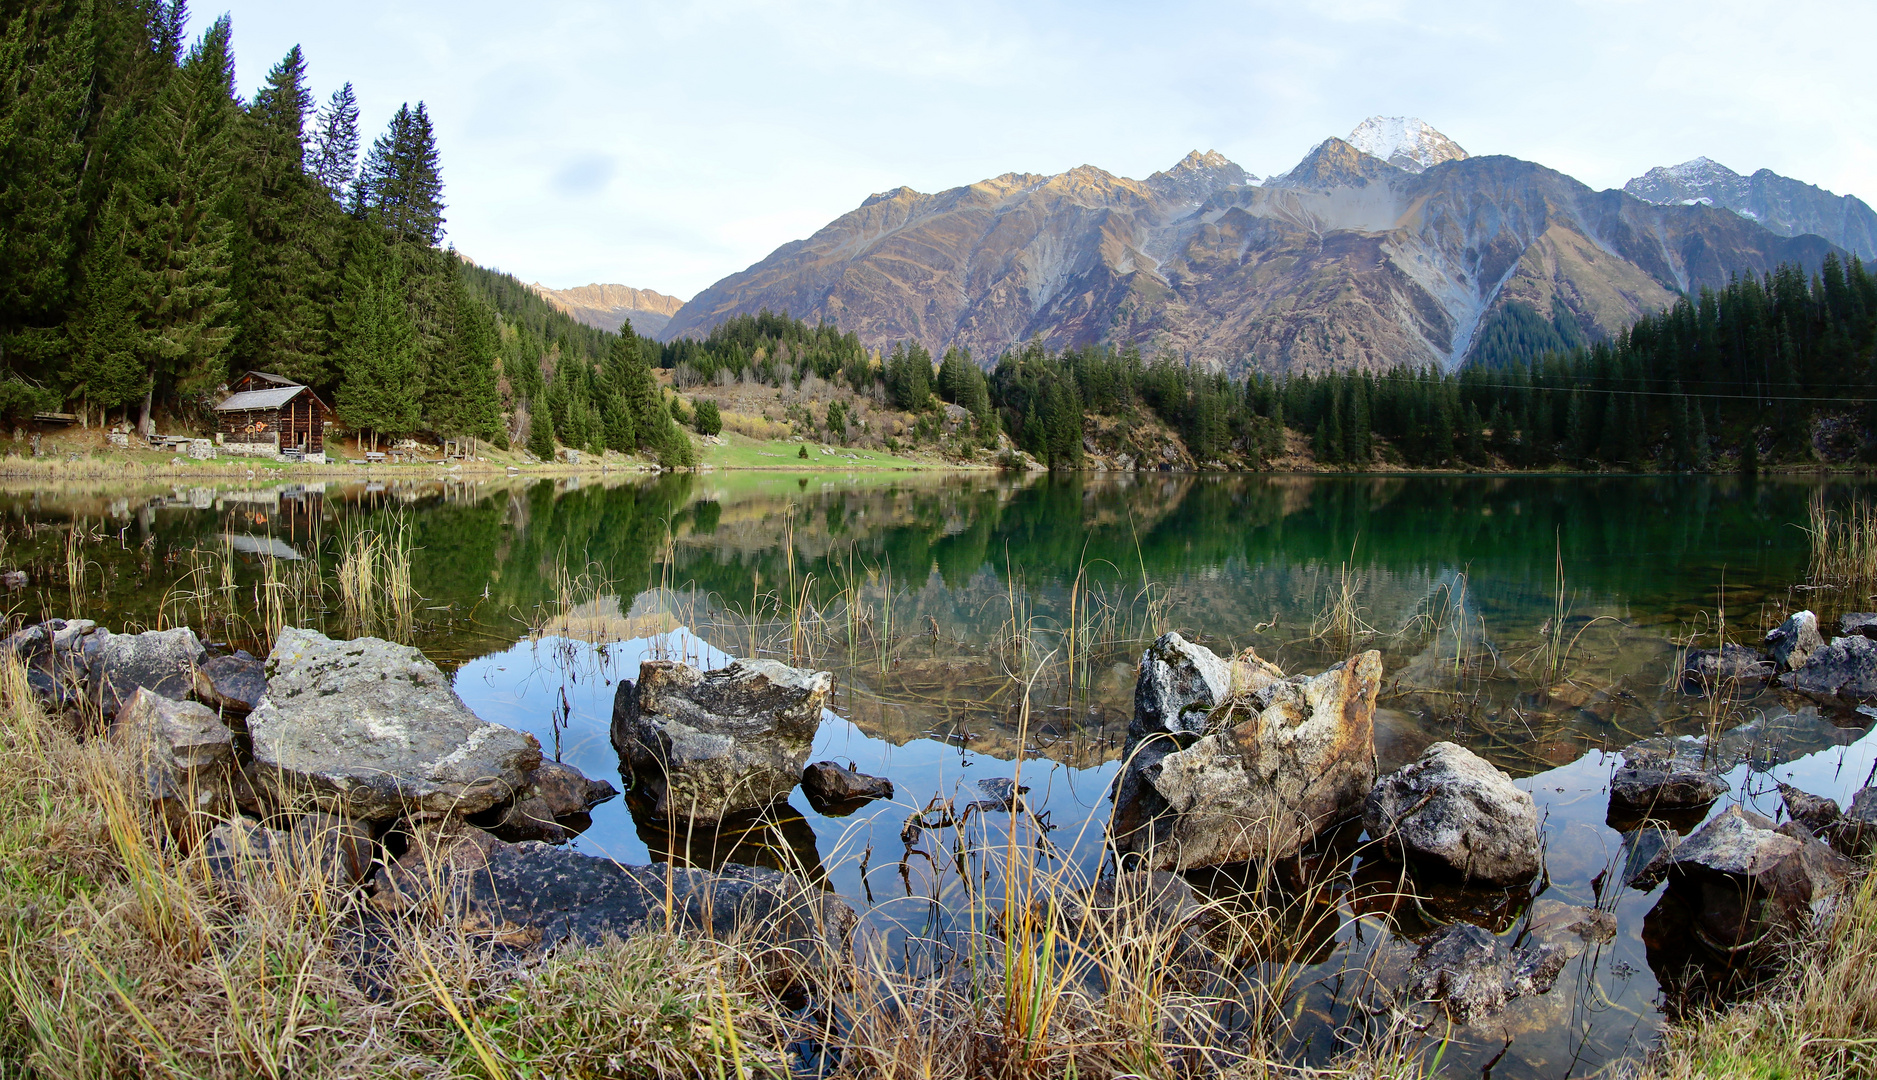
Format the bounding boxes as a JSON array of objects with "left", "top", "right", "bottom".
[{"left": 7, "top": 470, "right": 1875, "bottom": 1078}]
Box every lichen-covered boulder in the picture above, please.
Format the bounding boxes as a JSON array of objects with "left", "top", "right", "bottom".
[
  {"left": 611, "top": 657, "right": 831, "bottom": 822},
  {"left": 247, "top": 628, "right": 542, "bottom": 821},
  {"left": 1363, "top": 742, "right": 1542, "bottom": 886},
  {"left": 1765, "top": 610, "right": 1824, "bottom": 670},
  {"left": 1112, "top": 644, "right": 1379, "bottom": 871}
]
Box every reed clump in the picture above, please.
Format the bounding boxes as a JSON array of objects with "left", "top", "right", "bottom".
[
  {"left": 335, "top": 515, "right": 416, "bottom": 639},
  {"left": 1806, "top": 491, "right": 1877, "bottom": 591}
]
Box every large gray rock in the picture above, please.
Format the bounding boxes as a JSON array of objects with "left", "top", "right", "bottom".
[
  {"left": 1609, "top": 743, "right": 1731, "bottom": 816},
  {"left": 5, "top": 618, "right": 99, "bottom": 715},
  {"left": 90, "top": 627, "right": 206, "bottom": 719},
  {"left": 247, "top": 628, "right": 542, "bottom": 821},
  {"left": 1781, "top": 635, "right": 1877, "bottom": 700},
  {"left": 1845, "top": 786, "right": 1877, "bottom": 854},
  {"left": 1765, "top": 610, "right": 1824, "bottom": 670},
  {"left": 611, "top": 657, "right": 831, "bottom": 822},
  {"left": 1406, "top": 922, "right": 1567, "bottom": 1025},
  {"left": 1112, "top": 645, "right": 1380, "bottom": 871},
  {"left": 1363, "top": 742, "right": 1542, "bottom": 886},
  {"left": 1649, "top": 804, "right": 1854, "bottom": 954},
  {"left": 1133, "top": 632, "right": 1236, "bottom": 740},
  {"left": 372, "top": 827, "right": 853, "bottom": 977}
]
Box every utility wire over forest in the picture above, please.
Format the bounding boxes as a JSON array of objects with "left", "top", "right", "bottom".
[{"left": 0, "top": 0, "right": 690, "bottom": 463}]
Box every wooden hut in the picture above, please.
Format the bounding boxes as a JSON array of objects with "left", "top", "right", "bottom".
[{"left": 214, "top": 372, "right": 333, "bottom": 460}]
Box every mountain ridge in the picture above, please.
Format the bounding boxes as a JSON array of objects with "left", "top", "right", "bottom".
[
  {"left": 1623, "top": 158, "right": 1877, "bottom": 260},
  {"left": 658, "top": 122, "right": 1843, "bottom": 375},
  {"left": 527, "top": 282, "right": 685, "bottom": 337}
]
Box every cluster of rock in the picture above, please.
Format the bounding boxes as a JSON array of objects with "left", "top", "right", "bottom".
[
  {"left": 1107, "top": 633, "right": 1554, "bottom": 1022},
  {"left": 6, "top": 619, "right": 851, "bottom": 967},
  {"left": 1681, "top": 609, "right": 1877, "bottom": 701}
]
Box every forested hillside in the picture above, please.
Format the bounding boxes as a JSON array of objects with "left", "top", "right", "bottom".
[
  {"left": 0, "top": 0, "right": 688, "bottom": 462},
  {"left": 654, "top": 254, "right": 1877, "bottom": 472}
]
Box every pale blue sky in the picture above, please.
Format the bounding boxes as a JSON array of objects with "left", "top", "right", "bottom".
[{"left": 201, "top": 0, "right": 1877, "bottom": 300}]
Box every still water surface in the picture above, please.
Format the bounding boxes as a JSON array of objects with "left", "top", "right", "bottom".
[{"left": 7, "top": 471, "right": 1875, "bottom": 1077}]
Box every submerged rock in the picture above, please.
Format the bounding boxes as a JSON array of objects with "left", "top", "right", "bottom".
[
  {"left": 1782, "top": 635, "right": 1877, "bottom": 701},
  {"left": 611, "top": 657, "right": 831, "bottom": 822},
  {"left": 1526, "top": 899, "right": 1617, "bottom": 956},
  {"left": 372, "top": 827, "right": 853, "bottom": 975},
  {"left": 1681, "top": 644, "right": 1773, "bottom": 691},
  {"left": 801, "top": 761, "right": 893, "bottom": 812},
  {"left": 1765, "top": 611, "right": 1824, "bottom": 670},
  {"left": 1363, "top": 742, "right": 1542, "bottom": 886},
  {"left": 1406, "top": 922, "right": 1567, "bottom": 1025},
  {"left": 247, "top": 628, "right": 542, "bottom": 821},
  {"left": 1609, "top": 744, "right": 1730, "bottom": 819},
  {"left": 90, "top": 627, "right": 206, "bottom": 720},
  {"left": 1111, "top": 640, "right": 1379, "bottom": 871}
]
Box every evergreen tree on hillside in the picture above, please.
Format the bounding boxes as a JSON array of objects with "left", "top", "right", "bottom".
[
  {"left": 335, "top": 245, "right": 419, "bottom": 448},
  {"left": 230, "top": 45, "right": 331, "bottom": 384},
  {"left": 119, "top": 13, "right": 240, "bottom": 431},
  {"left": 306, "top": 82, "right": 359, "bottom": 199},
  {"left": 66, "top": 223, "right": 146, "bottom": 420},
  {"left": 0, "top": 0, "right": 93, "bottom": 374},
  {"left": 355, "top": 102, "right": 443, "bottom": 246},
  {"left": 425, "top": 275, "right": 499, "bottom": 449},
  {"left": 526, "top": 398, "right": 554, "bottom": 460}
]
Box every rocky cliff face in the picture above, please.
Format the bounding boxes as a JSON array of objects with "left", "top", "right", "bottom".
[
  {"left": 662, "top": 127, "right": 1839, "bottom": 375},
  {"left": 1624, "top": 158, "right": 1877, "bottom": 260},
  {"left": 530, "top": 283, "right": 685, "bottom": 337}
]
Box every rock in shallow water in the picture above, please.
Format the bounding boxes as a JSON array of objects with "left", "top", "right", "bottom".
[
  {"left": 1363, "top": 742, "right": 1542, "bottom": 886},
  {"left": 1111, "top": 638, "right": 1379, "bottom": 871},
  {"left": 1782, "top": 635, "right": 1877, "bottom": 701},
  {"left": 801, "top": 761, "right": 893, "bottom": 811},
  {"left": 372, "top": 827, "right": 853, "bottom": 976},
  {"left": 611, "top": 657, "right": 831, "bottom": 822},
  {"left": 1765, "top": 610, "right": 1824, "bottom": 670},
  {"left": 1681, "top": 644, "right": 1773, "bottom": 691},
  {"left": 247, "top": 628, "right": 542, "bottom": 821},
  {"left": 1406, "top": 922, "right": 1567, "bottom": 1025},
  {"left": 1609, "top": 744, "right": 1731, "bottom": 818},
  {"left": 1645, "top": 804, "right": 1853, "bottom": 955}
]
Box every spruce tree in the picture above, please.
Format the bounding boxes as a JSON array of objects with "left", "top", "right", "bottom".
[
  {"left": 526, "top": 398, "right": 554, "bottom": 460},
  {"left": 356, "top": 102, "right": 444, "bottom": 246},
  {"left": 0, "top": 0, "right": 92, "bottom": 373},
  {"left": 306, "top": 83, "right": 359, "bottom": 200},
  {"left": 120, "top": 14, "right": 241, "bottom": 431},
  {"left": 230, "top": 45, "right": 327, "bottom": 384},
  {"left": 335, "top": 245, "right": 420, "bottom": 449}
]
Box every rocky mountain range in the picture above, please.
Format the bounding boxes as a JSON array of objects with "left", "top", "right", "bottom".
[
  {"left": 657, "top": 119, "right": 1841, "bottom": 374},
  {"left": 528, "top": 282, "right": 684, "bottom": 337},
  {"left": 1623, "top": 158, "right": 1877, "bottom": 261}
]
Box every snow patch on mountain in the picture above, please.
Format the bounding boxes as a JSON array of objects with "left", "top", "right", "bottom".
[{"left": 1346, "top": 117, "right": 1468, "bottom": 173}]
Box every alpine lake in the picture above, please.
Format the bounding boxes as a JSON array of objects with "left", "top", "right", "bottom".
[{"left": 8, "top": 469, "right": 1875, "bottom": 1079}]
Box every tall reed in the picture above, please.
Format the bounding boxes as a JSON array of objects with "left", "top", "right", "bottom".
[
  {"left": 335, "top": 514, "right": 415, "bottom": 639},
  {"left": 1806, "top": 491, "right": 1877, "bottom": 590}
]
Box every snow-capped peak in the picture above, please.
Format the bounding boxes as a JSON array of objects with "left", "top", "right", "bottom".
[{"left": 1345, "top": 116, "right": 1468, "bottom": 173}]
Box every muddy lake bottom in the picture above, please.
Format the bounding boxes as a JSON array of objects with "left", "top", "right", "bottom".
[{"left": 7, "top": 471, "right": 1876, "bottom": 1078}]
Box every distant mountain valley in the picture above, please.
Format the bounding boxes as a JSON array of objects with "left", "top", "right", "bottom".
[{"left": 528, "top": 282, "right": 685, "bottom": 337}]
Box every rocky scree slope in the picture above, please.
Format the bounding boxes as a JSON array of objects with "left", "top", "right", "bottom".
[
  {"left": 662, "top": 121, "right": 1837, "bottom": 376},
  {"left": 530, "top": 282, "right": 685, "bottom": 336}
]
